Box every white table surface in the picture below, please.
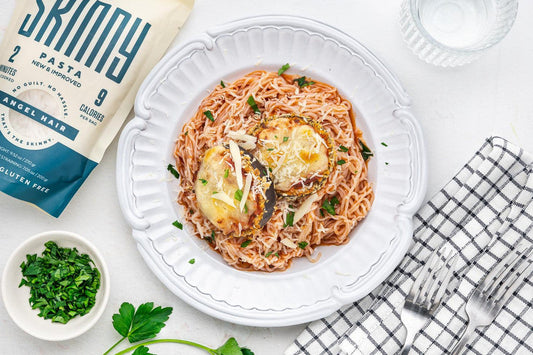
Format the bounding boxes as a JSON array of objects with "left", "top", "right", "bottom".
[{"left": 1, "top": 0, "right": 532, "bottom": 354}]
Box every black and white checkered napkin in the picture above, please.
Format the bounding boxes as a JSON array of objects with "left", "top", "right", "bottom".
[{"left": 286, "top": 137, "right": 533, "bottom": 355}]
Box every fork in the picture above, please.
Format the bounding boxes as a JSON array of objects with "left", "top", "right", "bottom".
[
  {"left": 399, "top": 249, "right": 457, "bottom": 355},
  {"left": 450, "top": 245, "right": 533, "bottom": 355}
]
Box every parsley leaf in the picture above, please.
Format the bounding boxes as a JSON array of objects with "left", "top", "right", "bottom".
[
  {"left": 188, "top": 258, "right": 195, "bottom": 265},
  {"left": 244, "top": 204, "right": 248, "bottom": 213},
  {"left": 224, "top": 169, "right": 229, "bottom": 178},
  {"left": 278, "top": 63, "right": 290, "bottom": 75},
  {"left": 203, "top": 110, "right": 215, "bottom": 122},
  {"left": 337, "top": 159, "right": 346, "bottom": 165},
  {"left": 294, "top": 76, "right": 315, "bottom": 88},
  {"left": 359, "top": 140, "right": 373, "bottom": 161},
  {"left": 204, "top": 231, "right": 216, "bottom": 243},
  {"left": 321, "top": 199, "right": 336, "bottom": 216},
  {"left": 132, "top": 346, "right": 154, "bottom": 355},
  {"left": 265, "top": 251, "right": 273, "bottom": 257},
  {"left": 220, "top": 80, "right": 226, "bottom": 88},
  {"left": 241, "top": 240, "right": 252, "bottom": 248},
  {"left": 331, "top": 196, "right": 340, "bottom": 206},
  {"left": 200, "top": 179, "right": 208, "bottom": 185},
  {"left": 381, "top": 142, "right": 388, "bottom": 147},
  {"left": 338, "top": 145, "right": 349, "bottom": 152},
  {"left": 298, "top": 242, "right": 308, "bottom": 249},
  {"left": 216, "top": 337, "right": 251, "bottom": 355},
  {"left": 247, "top": 95, "right": 260, "bottom": 114},
  {"left": 112, "top": 302, "right": 173, "bottom": 343},
  {"left": 284, "top": 211, "right": 295, "bottom": 227},
  {"left": 234, "top": 189, "right": 243, "bottom": 201},
  {"left": 283, "top": 136, "right": 289, "bottom": 142},
  {"left": 167, "top": 164, "right": 180, "bottom": 179},
  {"left": 172, "top": 221, "right": 183, "bottom": 230}
]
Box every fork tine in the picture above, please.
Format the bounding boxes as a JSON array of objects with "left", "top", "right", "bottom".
[
  {"left": 422, "top": 250, "right": 454, "bottom": 308},
  {"left": 432, "top": 252, "right": 458, "bottom": 306},
  {"left": 417, "top": 255, "right": 443, "bottom": 306},
  {"left": 480, "top": 244, "right": 525, "bottom": 294},
  {"left": 409, "top": 250, "right": 438, "bottom": 302},
  {"left": 492, "top": 252, "right": 533, "bottom": 304},
  {"left": 484, "top": 245, "right": 533, "bottom": 298}
]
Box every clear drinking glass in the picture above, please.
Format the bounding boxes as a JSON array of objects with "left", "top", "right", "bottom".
[{"left": 400, "top": 0, "right": 518, "bottom": 67}]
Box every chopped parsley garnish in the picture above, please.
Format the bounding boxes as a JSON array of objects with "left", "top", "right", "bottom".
[
  {"left": 360, "top": 140, "right": 373, "bottom": 161},
  {"left": 189, "top": 209, "right": 194, "bottom": 215},
  {"left": 220, "top": 80, "right": 226, "bottom": 88},
  {"left": 339, "top": 145, "right": 349, "bottom": 152},
  {"left": 268, "top": 167, "right": 273, "bottom": 172},
  {"left": 274, "top": 252, "right": 280, "bottom": 258},
  {"left": 167, "top": 164, "right": 180, "bottom": 179},
  {"left": 184, "top": 131, "right": 188, "bottom": 136},
  {"left": 188, "top": 258, "right": 195, "bottom": 265},
  {"left": 203, "top": 110, "right": 215, "bottom": 122},
  {"left": 294, "top": 76, "right": 315, "bottom": 88},
  {"left": 172, "top": 220, "right": 183, "bottom": 230},
  {"left": 247, "top": 95, "right": 260, "bottom": 114},
  {"left": 337, "top": 159, "right": 346, "bottom": 165},
  {"left": 381, "top": 142, "right": 388, "bottom": 147},
  {"left": 284, "top": 211, "right": 295, "bottom": 227},
  {"left": 321, "top": 199, "right": 337, "bottom": 216},
  {"left": 212, "top": 191, "right": 218, "bottom": 194},
  {"left": 244, "top": 204, "right": 248, "bottom": 213},
  {"left": 278, "top": 63, "right": 290, "bottom": 75},
  {"left": 234, "top": 189, "right": 243, "bottom": 201},
  {"left": 200, "top": 179, "right": 208, "bottom": 185},
  {"left": 331, "top": 196, "right": 340, "bottom": 206},
  {"left": 385, "top": 162, "right": 389, "bottom": 165},
  {"left": 224, "top": 169, "right": 229, "bottom": 178},
  {"left": 267, "top": 148, "right": 274, "bottom": 151},
  {"left": 283, "top": 136, "right": 289, "bottom": 142},
  {"left": 298, "top": 242, "right": 308, "bottom": 249},
  {"left": 265, "top": 251, "right": 273, "bottom": 257},
  {"left": 204, "top": 231, "right": 215, "bottom": 243},
  {"left": 19, "top": 241, "right": 100, "bottom": 324},
  {"left": 320, "top": 209, "right": 325, "bottom": 217},
  {"left": 241, "top": 240, "right": 252, "bottom": 248}
]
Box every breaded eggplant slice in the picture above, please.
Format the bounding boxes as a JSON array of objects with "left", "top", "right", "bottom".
[{"left": 249, "top": 114, "right": 335, "bottom": 197}]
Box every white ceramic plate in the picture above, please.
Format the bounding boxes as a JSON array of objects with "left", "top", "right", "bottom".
[
  {"left": 116, "top": 15, "right": 427, "bottom": 327},
  {"left": 1, "top": 231, "right": 110, "bottom": 340}
]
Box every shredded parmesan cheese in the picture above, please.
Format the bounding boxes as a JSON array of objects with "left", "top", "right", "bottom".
[
  {"left": 240, "top": 173, "right": 252, "bottom": 212},
  {"left": 229, "top": 140, "right": 243, "bottom": 189},
  {"left": 211, "top": 191, "right": 235, "bottom": 208},
  {"left": 293, "top": 193, "right": 319, "bottom": 223},
  {"left": 281, "top": 238, "right": 298, "bottom": 249}
]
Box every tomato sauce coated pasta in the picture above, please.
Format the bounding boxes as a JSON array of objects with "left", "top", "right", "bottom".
[{"left": 174, "top": 70, "right": 374, "bottom": 271}]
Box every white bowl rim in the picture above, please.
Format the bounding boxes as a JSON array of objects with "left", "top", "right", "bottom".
[{"left": 1, "top": 230, "right": 110, "bottom": 341}]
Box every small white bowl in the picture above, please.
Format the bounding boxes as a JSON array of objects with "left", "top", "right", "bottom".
[{"left": 1, "top": 230, "right": 110, "bottom": 341}]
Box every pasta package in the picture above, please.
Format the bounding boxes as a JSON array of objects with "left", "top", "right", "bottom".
[{"left": 0, "top": 0, "right": 193, "bottom": 216}]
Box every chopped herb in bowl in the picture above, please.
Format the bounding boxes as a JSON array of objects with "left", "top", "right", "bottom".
[{"left": 19, "top": 240, "right": 101, "bottom": 324}]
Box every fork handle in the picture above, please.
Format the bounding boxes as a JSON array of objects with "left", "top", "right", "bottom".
[
  {"left": 400, "top": 324, "right": 418, "bottom": 355},
  {"left": 450, "top": 322, "right": 477, "bottom": 355}
]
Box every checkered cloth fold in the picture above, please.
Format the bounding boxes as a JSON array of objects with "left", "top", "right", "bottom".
[{"left": 286, "top": 137, "right": 533, "bottom": 355}]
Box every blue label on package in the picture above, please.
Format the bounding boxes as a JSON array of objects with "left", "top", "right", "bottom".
[
  {"left": 0, "top": 90, "right": 79, "bottom": 141},
  {"left": 0, "top": 133, "right": 97, "bottom": 217}
]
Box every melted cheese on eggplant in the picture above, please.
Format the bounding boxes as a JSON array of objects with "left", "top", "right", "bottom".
[
  {"left": 195, "top": 145, "right": 258, "bottom": 235},
  {"left": 253, "top": 116, "right": 330, "bottom": 193}
]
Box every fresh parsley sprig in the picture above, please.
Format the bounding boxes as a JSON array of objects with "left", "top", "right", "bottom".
[{"left": 104, "top": 302, "right": 254, "bottom": 355}]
